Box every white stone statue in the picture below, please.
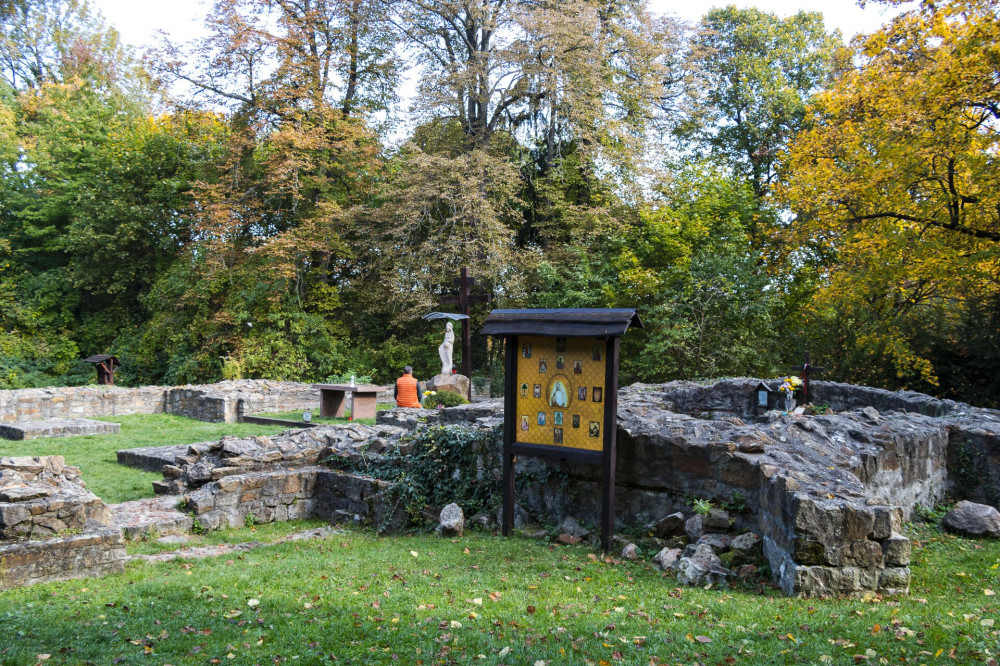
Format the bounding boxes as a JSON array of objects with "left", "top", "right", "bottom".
[{"left": 439, "top": 321, "right": 455, "bottom": 375}]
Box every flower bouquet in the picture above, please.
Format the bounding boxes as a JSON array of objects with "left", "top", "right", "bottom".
[{"left": 777, "top": 376, "right": 803, "bottom": 411}]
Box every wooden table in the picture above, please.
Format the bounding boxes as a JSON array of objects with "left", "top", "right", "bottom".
[{"left": 312, "top": 384, "right": 381, "bottom": 420}]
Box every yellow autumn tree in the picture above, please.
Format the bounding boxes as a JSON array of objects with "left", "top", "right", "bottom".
[{"left": 780, "top": 0, "right": 1000, "bottom": 388}]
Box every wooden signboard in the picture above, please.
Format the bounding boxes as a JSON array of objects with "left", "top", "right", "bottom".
[{"left": 481, "top": 309, "right": 642, "bottom": 552}]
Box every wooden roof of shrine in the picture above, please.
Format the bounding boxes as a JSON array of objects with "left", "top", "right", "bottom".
[{"left": 480, "top": 309, "right": 642, "bottom": 338}]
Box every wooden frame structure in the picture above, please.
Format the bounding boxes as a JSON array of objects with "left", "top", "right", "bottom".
[
  {"left": 82, "top": 355, "right": 120, "bottom": 385},
  {"left": 481, "top": 309, "right": 642, "bottom": 552}
]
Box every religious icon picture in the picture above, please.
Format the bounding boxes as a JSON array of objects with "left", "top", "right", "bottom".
[
  {"left": 556, "top": 337, "right": 567, "bottom": 353},
  {"left": 539, "top": 358, "right": 548, "bottom": 373},
  {"left": 556, "top": 355, "right": 565, "bottom": 370},
  {"left": 553, "top": 411, "right": 563, "bottom": 426},
  {"left": 537, "top": 411, "right": 546, "bottom": 426},
  {"left": 572, "top": 414, "right": 581, "bottom": 429},
  {"left": 592, "top": 345, "right": 602, "bottom": 362},
  {"left": 520, "top": 382, "right": 528, "bottom": 398},
  {"left": 547, "top": 377, "right": 570, "bottom": 408},
  {"left": 522, "top": 343, "right": 532, "bottom": 359},
  {"left": 589, "top": 421, "right": 600, "bottom": 438},
  {"left": 553, "top": 427, "right": 564, "bottom": 444},
  {"left": 573, "top": 360, "right": 583, "bottom": 375},
  {"left": 592, "top": 387, "right": 603, "bottom": 403},
  {"left": 533, "top": 383, "right": 542, "bottom": 398},
  {"left": 520, "top": 415, "right": 529, "bottom": 431},
  {"left": 578, "top": 386, "right": 587, "bottom": 401}
]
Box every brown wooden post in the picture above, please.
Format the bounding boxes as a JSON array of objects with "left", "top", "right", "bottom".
[
  {"left": 791, "top": 351, "right": 824, "bottom": 405},
  {"left": 601, "top": 337, "right": 620, "bottom": 553},
  {"left": 502, "top": 334, "right": 518, "bottom": 536}
]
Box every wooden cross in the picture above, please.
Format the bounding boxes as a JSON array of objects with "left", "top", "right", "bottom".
[
  {"left": 441, "top": 267, "right": 490, "bottom": 391},
  {"left": 791, "top": 351, "right": 824, "bottom": 405}
]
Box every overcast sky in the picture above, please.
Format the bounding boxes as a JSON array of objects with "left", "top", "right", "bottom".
[{"left": 92, "top": 0, "right": 905, "bottom": 51}]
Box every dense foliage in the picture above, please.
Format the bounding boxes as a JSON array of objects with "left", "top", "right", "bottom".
[{"left": 1, "top": 0, "right": 997, "bottom": 406}]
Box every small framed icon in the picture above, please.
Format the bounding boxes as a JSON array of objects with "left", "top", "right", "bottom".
[
  {"left": 592, "top": 387, "right": 602, "bottom": 403},
  {"left": 592, "top": 345, "right": 602, "bottom": 362},
  {"left": 578, "top": 386, "right": 587, "bottom": 401},
  {"left": 556, "top": 337, "right": 567, "bottom": 353},
  {"left": 589, "top": 421, "right": 600, "bottom": 438},
  {"left": 533, "top": 383, "right": 542, "bottom": 398},
  {"left": 572, "top": 414, "right": 581, "bottom": 429},
  {"left": 553, "top": 427, "right": 564, "bottom": 444},
  {"left": 556, "top": 355, "right": 565, "bottom": 370},
  {"left": 520, "top": 382, "right": 528, "bottom": 398},
  {"left": 573, "top": 360, "right": 583, "bottom": 375},
  {"left": 553, "top": 411, "right": 563, "bottom": 425},
  {"left": 539, "top": 359, "right": 548, "bottom": 373},
  {"left": 521, "top": 415, "right": 529, "bottom": 431},
  {"left": 522, "top": 343, "right": 532, "bottom": 359},
  {"left": 537, "top": 411, "right": 546, "bottom": 426}
]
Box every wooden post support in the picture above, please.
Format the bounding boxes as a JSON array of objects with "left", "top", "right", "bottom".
[
  {"left": 502, "top": 334, "right": 518, "bottom": 536},
  {"left": 601, "top": 337, "right": 620, "bottom": 553}
]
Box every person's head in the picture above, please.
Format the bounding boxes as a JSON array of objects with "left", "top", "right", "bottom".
[
  {"left": 446, "top": 321, "right": 453, "bottom": 331},
  {"left": 403, "top": 365, "right": 413, "bottom": 375}
]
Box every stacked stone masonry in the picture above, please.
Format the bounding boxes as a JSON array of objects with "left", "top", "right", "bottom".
[
  {"left": 0, "top": 418, "right": 120, "bottom": 441},
  {"left": 0, "top": 456, "right": 113, "bottom": 539},
  {"left": 0, "top": 380, "right": 320, "bottom": 425},
  {"left": 374, "top": 379, "right": 1000, "bottom": 597},
  {"left": 0, "top": 528, "right": 126, "bottom": 590},
  {"left": 0, "top": 455, "right": 124, "bottom": 590}
]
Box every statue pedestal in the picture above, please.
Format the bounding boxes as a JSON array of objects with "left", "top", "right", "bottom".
[{"left": 427, "top": 374, "right": 470, "bottom": 400}]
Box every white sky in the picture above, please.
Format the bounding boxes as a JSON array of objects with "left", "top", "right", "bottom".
[{"left": 93, "top": 0, "right": 904, "bottom": 52}]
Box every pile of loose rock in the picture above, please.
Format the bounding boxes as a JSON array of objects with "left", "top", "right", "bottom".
[
  {"left": 645, "top": 508, "right": 763, "bottom": 586},
  {"left": 153, "top": 424, "right": 407, "bottom": 495}
]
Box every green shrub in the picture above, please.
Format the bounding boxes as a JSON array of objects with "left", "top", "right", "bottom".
[{"left": 421, "top": 390, "right": 468, "bottom": 408}]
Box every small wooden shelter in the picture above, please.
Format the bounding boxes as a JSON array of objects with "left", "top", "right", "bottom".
[{"left": 82, "top": 355, "right": 121, "bottom": 385}]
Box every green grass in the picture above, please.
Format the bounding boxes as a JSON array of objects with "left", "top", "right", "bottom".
[
  {"left": 0, "top": 414, "right": 290, "bottom": 505},
  {"left": 124, "top": 519, "right": 330, "bottom": 556},
  {"left": 0, "top": 522, "right": 998, "bottom": 665},
  {"left": 258, "top": 411, "right": 377, "bottom": 426}
]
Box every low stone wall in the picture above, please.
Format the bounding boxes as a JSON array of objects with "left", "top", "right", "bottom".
[
  {"left": 0, "top": 527, "right": 126, "bottom": 590},
  {"left": 0, "top": 418, "right": 120, "bottom": 441},
  {"left": 0, "top": 380, "right": 320, "bottom": 425},
  {"left": 0, "top": 456, "right": 113, "bottom": 540},
  {"left": 183, "top": 467, "right": 403, "bottom": 533}
]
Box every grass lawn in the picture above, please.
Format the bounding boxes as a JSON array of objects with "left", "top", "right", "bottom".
[
  {"left": 257, "top": 411, "right": 377, "bottom": 426},
  {"left": 0, "top": 414, "right": 291, "bottom": 505},
  {"left": 0, "top": 522, "right": 997, "bottom": 665}
]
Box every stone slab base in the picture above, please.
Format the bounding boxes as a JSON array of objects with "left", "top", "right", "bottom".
[
  {"left": 116, "top": 444, "right": 192, "bottom": 472},
  {"left": 0, "top": 528, "right": 126, "bottom": 590},
  {"left": 112, "top": 495, "right": 194, "bottom": 539},
  {"left": 0, "top": 418, "right": 120, "bottom": 441}
]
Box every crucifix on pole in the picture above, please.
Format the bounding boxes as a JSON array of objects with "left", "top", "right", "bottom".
[
  {"left": 441, "top": 267, "right": 490, "bottom": 397},
  {"left": 791, "top": 351, "right": 824, "bottom": 406}
]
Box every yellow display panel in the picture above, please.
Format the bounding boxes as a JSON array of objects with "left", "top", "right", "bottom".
[{"left": 515, "top": 335, "right": 606, "bottom": 451}]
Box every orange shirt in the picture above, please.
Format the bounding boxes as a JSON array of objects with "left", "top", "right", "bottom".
[{"left": 395, "top": 374, "right": 421, "bottom": 408}]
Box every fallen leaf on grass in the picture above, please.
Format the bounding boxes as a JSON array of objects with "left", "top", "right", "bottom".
[
  {"left": 984, "top": 589, "right": 995, "bottom": 596},
  {"left": 695, "top": 636, "right": 711, "bottom": 643}
]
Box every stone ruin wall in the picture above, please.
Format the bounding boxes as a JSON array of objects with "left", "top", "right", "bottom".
[
  {"left": 4, "top": 377, "right": 999, "bottom": 598},
  {"left": 0, "top": 380, "right": 321, "bottom": 424},
  {"left": 0, "top": 456, "right": 125, "bottom": 590}
]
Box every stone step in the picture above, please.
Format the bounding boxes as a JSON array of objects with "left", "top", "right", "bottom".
[
  {"left": 111, "top": 495, "right": 193, "bottom": 539},
  {"left": 116, "top": 443, "right": 194, "bottom": 472},
  {"left": 0, "top": 418, "right": 120, "bottom": 441}
]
